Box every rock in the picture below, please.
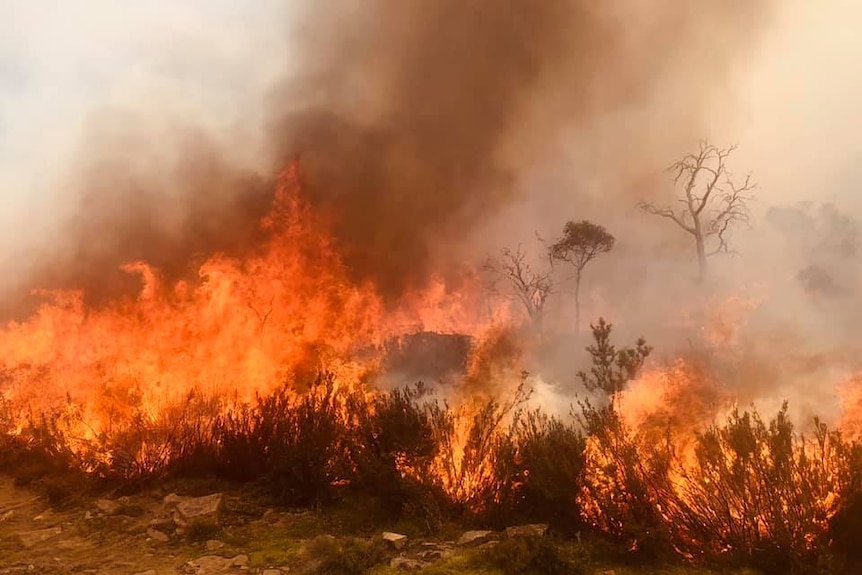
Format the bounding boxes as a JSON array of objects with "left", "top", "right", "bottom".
[
  {"left": 95, "top": 498, "right": 120, "bottom": 516},
  {"left": 417, "top": 543, "right": 454, "bottom": 562},
  {"left": 17, "top": 527, "right": 63, "bottom": 548},
  {"left": 32, "top": 509, "right": 54, "bottom": 521},
  {"left": 176, "top": 493, "right": 224, "bottom": 526},
  {"left": 231, "top": 554, "right": 249, "bottom": 568},
  {"left": 504, "top": 524, "right": 549, "bottom": 538},
  {"left": 147, "top": 528, "right": 170, "bottom": 543},
  {"left": 456, "top": 530, "right": 495, "bottom": 547},
  {"left": 0, "top": 510, "right": 14, "bottom": 522},
  {"left": 261, "top": 570, "right": 282, "bottom": 575},
  {"left": 206, "top": 539, "right": 225, "bottom": 551},
  {"left": 477, "top": 541, "right": 498, "bottom": 551},
  {"left": 382, "top": 531, "right": 408, "bottom": 550},
  {"left": 390, "top": 557, "right": 426, "bottom": 571},
  {"left": 163, "top": 493, "right": 185, "bottom": 505},
  {"left": 150, "top": 517, "right": 174, "bottom": 529}
]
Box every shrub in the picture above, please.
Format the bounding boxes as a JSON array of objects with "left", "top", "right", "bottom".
[
  {"left": 479, "top": 537, "right": 588, "bottom": 575},
  {"left": 671, "top": 406, "right": 862, "bottom": 574},
  {"left": 304, "top": 535, "right": 388, "bottom": 575}
]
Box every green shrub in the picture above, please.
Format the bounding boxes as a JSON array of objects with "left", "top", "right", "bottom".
[
  {"left": 479, "top": 537, "right": 587, "bottom": 575},
  {"left": 305, "top": 535, "right": 388, "bottom": 575}
]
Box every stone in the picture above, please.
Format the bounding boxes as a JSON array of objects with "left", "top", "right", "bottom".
[
  {"left": 147, "top": 528, "right": 170, "bottom": 543},
  {"left": 206, "top": 539, "right": 225, "bottom": 551},
  {"left": 95, "top": 498, "right": 120, "bottom": 516},
  {"left": 176, "top": 493, "right": 224, "bottom": 526},
  {"left": 382, "top": 531, "right": 408, "bottom": 550},
  {"left": 504, "top": 524, "right": 548, "bottom": 538},
  {"left": 17, "top": 527, "right": 62, "bottom": 548},
  {"left": 32, "top": 509, "right": 54, "bottom": 521},
  {"left": 456, "top": 530, "right": 495, "bottom": 547},
  {"left": 163, "top": 493, "right": 184, "bottom": 505},
  {"left": 389, "top": 557, "right": 426, "bottom": 571},
  {"left": 417, "top": 546, "right": 453, "bottom": 562},
  {"left": 231, "top": 554, "right": 249, "bottom": 568}
]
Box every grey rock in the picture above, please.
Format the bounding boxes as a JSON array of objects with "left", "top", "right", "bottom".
[
  {"left": 176, "top": 494, "right": 224, "bottom": 526},
  {"left": 95, "top": 498, "right": 120, "bottom": 516},
  {"left": 147, "top": 528, "right": 170, "bottom": 543},
  {"left": 504, "top": 524, "right": 548, "bottom": 538},
  {"left": 456, "top": 530, "right": 495, "bottom": 547},
  {"left": 382, "top": 531, "right": 408, "bottom": 550},
  {"left": 17, "top": 527, "right": 63, "bottom": 548}
]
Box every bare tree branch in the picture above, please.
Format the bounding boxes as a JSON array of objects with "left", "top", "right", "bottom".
[
  {"left": 484, "top": 245, "right": 553, "bottom": 330},
  {"left": 639, "top": 141, "right": 756, "bottom": 280}
]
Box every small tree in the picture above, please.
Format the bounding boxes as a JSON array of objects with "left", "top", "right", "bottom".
[
  {"left": 639, "top": 141, "right": 755, "bottom": 281},
  {"left": 484, "top": 245, "right": 553, "bottom": 332},
  {"left": 548, "top": 221, "right": 615, "bottom": 333}
]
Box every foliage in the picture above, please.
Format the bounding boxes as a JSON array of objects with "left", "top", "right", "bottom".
[
  {"left": 577, "top": 318, "right": 652, "bottom": 401},
  {"left": 479, "top": 537, "right": 588, "bottom": 575},
  {"left": 305, "top": 535, "right": 388, "bottom": 575},
  {"left": 548, "top": 220, "right": 615, "bottom": 274}
]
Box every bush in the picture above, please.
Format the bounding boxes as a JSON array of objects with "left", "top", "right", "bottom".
[
  {"left": 304, "top": 535, "right": 388, "bottom": 575},
  {"left": 479, "top": 537, "right": 588, "bottom": 575},
  {"left": 671, "top": 406, "right": 862, "bottom": 574}
]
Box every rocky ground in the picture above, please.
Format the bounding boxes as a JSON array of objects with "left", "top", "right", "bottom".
[{"left": 0, "top": 475, "right": 753, "bottom": 575}]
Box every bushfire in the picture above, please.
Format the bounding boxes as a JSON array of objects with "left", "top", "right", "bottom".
[{"left": 0, "top": 161, "right": 861, "bottom": 573}]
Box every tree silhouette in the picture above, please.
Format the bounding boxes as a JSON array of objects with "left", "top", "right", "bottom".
[
  {"left": 548, "top": 220, "right": 615, "bottom": 333},
  {"left": 639, "top": 141, "right": 755, "bottom": 281}
]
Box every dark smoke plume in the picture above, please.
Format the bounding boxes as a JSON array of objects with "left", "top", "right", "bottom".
[{"left": 269, "top": 0, "right": 774, "bottom": 297}]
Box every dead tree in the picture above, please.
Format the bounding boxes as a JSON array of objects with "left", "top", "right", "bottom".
[
  {"left": 548, "top": 220, "right": 615, "bottom": 334},
  {"left": 484, "top": 245, "right": 553, "bottom": 332},
  {"left": 639, "top": 141, "right": 755, "bottom": 281}
]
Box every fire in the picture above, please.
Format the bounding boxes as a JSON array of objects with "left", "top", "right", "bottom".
[{"left": 0, "top": 162, "right": 509, "bottom": 453}]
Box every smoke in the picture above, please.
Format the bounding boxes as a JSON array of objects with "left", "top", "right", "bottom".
[
  {"left": 268, "top": 0, "right": 775, "bottom": 297},
  {"left": 4, "top": 1, "right": 862, "bottom": 425}
]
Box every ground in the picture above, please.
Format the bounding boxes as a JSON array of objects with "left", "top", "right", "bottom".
[{"left": 0, "top": 475, "right": 758, "bottom": 575}]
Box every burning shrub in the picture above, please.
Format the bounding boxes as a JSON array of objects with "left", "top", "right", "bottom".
[
  {"left": 504, "top": 411, "right": 586, "bottom": 533},
  {"left": 214, "top": 373, "right": 351, "bottom": 506},
  {"left": 671, "top": 406, "right": 862, "bottom": 573},
  {"left": 575, "top": 319, "right": 673, "bottom": 559},
  {"left": 428, "top": 377, "right": 531, "bottom": 515},
  {"left": 347, "top": 382, "right": 445, "bottom": 524}
]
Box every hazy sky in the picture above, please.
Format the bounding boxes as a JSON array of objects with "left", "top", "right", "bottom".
[{"left": 0, "top": 0, "right": 859, "bottom": 283}]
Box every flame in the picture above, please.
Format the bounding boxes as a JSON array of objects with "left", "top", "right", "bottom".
[{"left": 0, "top": 162, "right": 510, "bottom": 452}]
